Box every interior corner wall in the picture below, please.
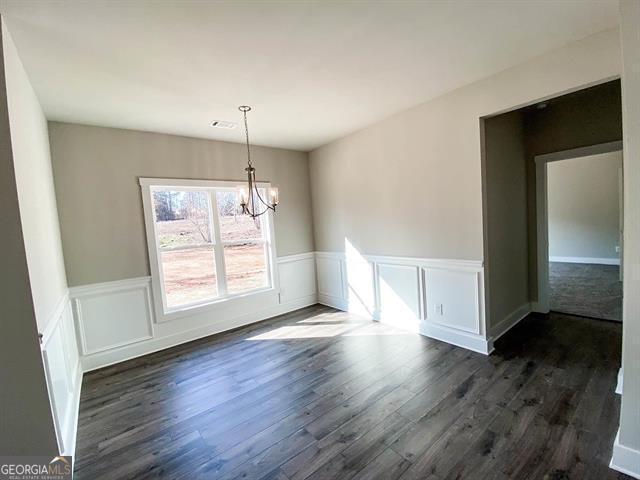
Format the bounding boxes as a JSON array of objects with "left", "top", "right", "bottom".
[
  {"left": 0, "top": 17, "right": 59, "bottom": 456},
  {"left": 523, "top": 80, "right": 623, "bottom": 300},
  {"left": 309, "top": 28, "right": 621, "bottom": 263},
  {"left": 482, "top": 111, "right": 529, "bottom": 331}
]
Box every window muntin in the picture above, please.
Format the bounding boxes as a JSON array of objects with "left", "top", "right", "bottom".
[{"left": 147, "top": 183, "right": 274, "bottom": 314}]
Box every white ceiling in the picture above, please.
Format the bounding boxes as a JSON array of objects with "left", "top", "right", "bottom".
[{"left": 0, "top": 0, "right": 619, "bottom": 152}]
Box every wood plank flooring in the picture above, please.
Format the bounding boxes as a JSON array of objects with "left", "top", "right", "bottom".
[{"left": 74, "top": 305, "right": 629, "bottom": 479}]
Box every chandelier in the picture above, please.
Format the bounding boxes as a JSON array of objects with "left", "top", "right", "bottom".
[{"left": 236, "top": 106, "right": 279, "bottom": 218}]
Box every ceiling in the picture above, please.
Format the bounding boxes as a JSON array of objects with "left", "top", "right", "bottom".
[{"left": 0, "top": 1, "right": 619, "bottom": 152}]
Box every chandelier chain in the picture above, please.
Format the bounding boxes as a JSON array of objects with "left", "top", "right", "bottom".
[{"left": 242, "top": 108, "right": 252, "bottom": 168}]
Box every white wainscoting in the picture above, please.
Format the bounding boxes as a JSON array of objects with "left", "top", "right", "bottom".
[
  {"left": 315, "top": 251, "right": 490, "bottom": 354},
  {"left": 40, "top": 293, "right": 82, "bottom": 457},
  {"left": 70, "top": 253, "right": 317, "bottom": 372}
]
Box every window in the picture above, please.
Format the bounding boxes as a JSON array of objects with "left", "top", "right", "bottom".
[{"left": 140, "top": 178, "right": 275, "bottom": 318}]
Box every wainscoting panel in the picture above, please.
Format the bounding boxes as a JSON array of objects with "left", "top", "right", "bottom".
[
  {"left": 315, "top": 251, "right": 490, "bottom": 353},
  {"left": 40, "top": 294, "right": 82, "bottom": 457},
  {"left": 278, "top": 253, "right": 317, "bottom": 303},
  {"left": 424, "top": 268, "right": 481, "bottom": 334},
  {"left": 315, "top": 254, "right": 345, "bottom": 300},
  {"left": 72, "top": 278, "right": 154, "bottom": 355},
  {"left": 377, "top": 263, "right": 421, "bottom": 323},
  {"left": 71, "top": 253, "right": 317, "bottom": 371}
]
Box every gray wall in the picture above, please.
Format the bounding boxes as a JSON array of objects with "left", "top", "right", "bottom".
[
  {"left": 48, "top": 123, "right": 315, "bottom": 286},
  {"left": 0, "top": 18, "right": 59, "bottom": 456},
  {"left": 619, "top": 0, "right": 640, "bottom": 454},
  {"left": 482, "top": 111, "right": 529, "bottom": 329},
  {"left": 309, "top": 28, "right": 620, "bottom": 262},
  {"left": 524, "top": 80, "right": 623, "bottom": 298},
  {"left": 548, "top": 151, "right": 622, "bottom": 261}
]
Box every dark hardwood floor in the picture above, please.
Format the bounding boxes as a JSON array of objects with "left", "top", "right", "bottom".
[{"left": 74, "top": 305, "right": 628, "bottom": 479}]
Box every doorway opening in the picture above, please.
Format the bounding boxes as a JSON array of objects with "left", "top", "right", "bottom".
[
  {"left": 536, "top": 142, "right": 623, "bottom": 322},
  {"left": 481, "top": 79, "right": 623, "bottom": 335}
]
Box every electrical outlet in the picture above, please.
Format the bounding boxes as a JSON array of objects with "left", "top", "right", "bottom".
[
  {"left": 435, "top": 304, "right": 444, "bottom": 315},
  {"left": 615, "top": 245, "right": 621, "bottom": 253}
]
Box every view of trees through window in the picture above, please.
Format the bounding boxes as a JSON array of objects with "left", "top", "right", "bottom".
[{"left": 151, "top": 188, "right": 269, "bottom": 309}]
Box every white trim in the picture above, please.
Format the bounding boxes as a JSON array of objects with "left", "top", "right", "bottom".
[
  {"left": 549, "top": 256, "right": 620, "bottom": 266},
  {"left": 490, "top": 302, "right": 532, "bottom": 343},
  {"left": 420, "top": 320, "right": 492, "bottom": 355},
  {"left": 39, "top": 293, "right": 83, "bottom": 459},
  {"left": 39, "top": 292, "right": 70, "bottom": 346},
  {"left": 71, "top": 253, "right": 316, "bottom": 371},
  {"left": 315, "top": 250, "right": 490, "bottom": 354},
  {"left": 80, "top": 294, "right": 317, "bottom": 372},
  {"left": 139, "top": 176, "right": 271, "bottom": 189},
  {"left": 535, "top": 141, "right": 623, "bottom": 314},
  {"left": 69, "top": 276, "right": 153, "bottom": 297},
  {"left": 315, "top": 250, "right": 483, "bottom": 271},
  {"left": 277, "top": 252, "right": 316, "bottom": 264},
  {"left": 611, "top": 429, "right": 640, "bottom": 479},
  {"left": 616, "top": 368, "right": 623, "bottom": 395},
  {"left": 62, "top": 364, "right": 82, "bottom": 458},
  {"left": 71, "top": 278, "right": 155, "bottom": 355}
]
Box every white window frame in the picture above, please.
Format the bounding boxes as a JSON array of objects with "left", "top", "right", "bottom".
[{"left": 139, "top": 177, "right": 279, "bottom": 322}]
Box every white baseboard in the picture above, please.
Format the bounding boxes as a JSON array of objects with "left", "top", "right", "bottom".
[
  {"left": 616, "top": 368, "right": 623, "bottom": 395},
  {"left": 549, "top": 256, "right": 620, "bottom": 266},
  {"left": 490, "top": 302, "right": 532, "bottom": 344},
  {"left": 420, "top": 321, "right": 492, "bottom": 354},
  {"left": 611, "top": 429, "right": 640, "bottom": 479},
  {"left": 81, "top": 294, "right": 317, "bottom": 372}
]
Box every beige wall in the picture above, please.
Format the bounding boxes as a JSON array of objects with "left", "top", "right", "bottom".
[
  {"left": 48, "top": 122, "right": 315, "bottom": 286},
  {"left": 482, "top": 111, "right": 529, "bottom": 328},
  {"left": 309, "top": 28, "right": 620, "bottom": 262},
  {"left": 0, "top": 19, "right": 59, "bottom": 456},
  {"left": 619, "top": 0, "right": 640, "bottom": 454},
  {"left": 3, "top": 19, "right": 67, "bottom": 331},
  {"left": 548, "top": 151, "right": 622, "bottom": 260}
]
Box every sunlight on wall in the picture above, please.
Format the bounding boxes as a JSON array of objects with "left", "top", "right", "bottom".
[
  {"left": 378, "top": 272, "right": 421, "bottom": 333},
  {"left": 344, "top": 238, "right": 375, "bottom": 317}
]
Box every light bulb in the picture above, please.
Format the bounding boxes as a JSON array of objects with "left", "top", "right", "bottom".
[
  {"left": 237, "top": 186, "right": 249, "bottom": 206},
  {"left": 269, "top": 187, "right": 279, "bottom": 206}
]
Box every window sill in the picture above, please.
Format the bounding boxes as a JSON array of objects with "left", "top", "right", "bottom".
[{"left": 156, "top": 286, "right": 278, "bottom": 323}]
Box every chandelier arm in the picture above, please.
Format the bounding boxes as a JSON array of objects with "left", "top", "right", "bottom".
[{"left": 253, "top": 183, "right": 276, "bottom": 209}]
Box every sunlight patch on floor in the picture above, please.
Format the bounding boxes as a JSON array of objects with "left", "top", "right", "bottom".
[{"left": 246, "top": 319, "right": 412, "bottom": 340}]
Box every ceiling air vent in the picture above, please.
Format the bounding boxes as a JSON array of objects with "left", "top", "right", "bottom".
[{"left": 210, "top": 120, "right": 237, "bottom": 129}]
